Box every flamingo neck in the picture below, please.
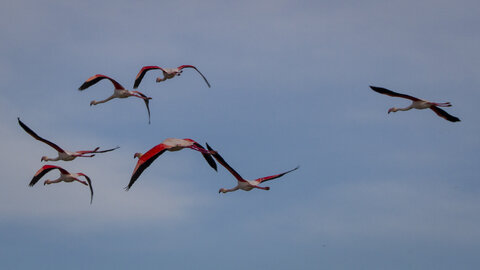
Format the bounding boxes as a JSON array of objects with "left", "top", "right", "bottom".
[
  {"left": 390, "top": 105, "right": 413, "bottom": 113},
  {"left": 220, "top": 186, "right": 239, "bottom": 193},
  {"left": 42, "top": 156, "right": 60, "bottom": 162}
]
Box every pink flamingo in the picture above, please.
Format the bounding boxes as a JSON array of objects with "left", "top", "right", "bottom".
[
  {"left": 370, "top": 86, "right": 460, "bottom": 122},
  {"left": 18, "top": 118, "right": 119, "bottom": 162},
  {"left": 206, "top": 143, "right": 299, "bottom": 193},
  {"left": 79, "top": 74, "right": 152, "bottom": 124},
  {"left": 29, "top": 165, "right": 94, "bottom": 204},
  {"left": 133, "top": 65, "right": 210, "bottom": 89},
  {"left": 126, "top": 138, "right": 217, "bottom": 190}
]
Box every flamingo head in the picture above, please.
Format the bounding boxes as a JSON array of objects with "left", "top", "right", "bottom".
[
  {"left": 133, "top": 152, "right": 143, "bottom": 159},
  {"left": 41, "top": 156, "right": 48, "bottom": 162},
  {"left": 388, "top": 107, "right": 397, "bottom": 114},
  {"left": 265, "top": 186, "right": 271, "bottom": 190},
  {"left": 218, "top": 188, "right": 227, "bottom": 194},
  {"left": 90, "top": 100, "right": 97, "bottom": 106}
]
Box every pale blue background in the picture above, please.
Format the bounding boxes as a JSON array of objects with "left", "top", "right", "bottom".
[{"left": 1, "top": 0, "right": 479, "bottom": 269}]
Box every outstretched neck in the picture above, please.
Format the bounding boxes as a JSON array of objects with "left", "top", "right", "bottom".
[
  {"left": 220, "top": 186, "right": 239, "bottom": 193},
  {"left": 389, "top": 105, "right": 413, "bottom": 113},
  {"left": 42, "top": 156, "right": 60, "bottom": 162},
  {"left": 397, "top": 105, "right": 413, "bottom": 111}
]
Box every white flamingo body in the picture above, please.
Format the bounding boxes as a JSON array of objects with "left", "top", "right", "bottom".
[
  {"left": 224, "top": 179, "right": 267, "bottom": 193},
  {"left": 18, "top": 118, "right": 119, "bottom": 162},
  {"left": 162, "top": 138, "right": 196, "bottom": 151},
  {"left": 159, "top": 68, "right": 180, "bottom": 80},
  {"left": 133, "top": 65, "right": 211, "bottom": 89},
  {"left": 205, "top": 143, "right": 299, "bottom": 194},
  {"left": 370, "top": 86, "right": 460, "bottom": 122},
  {"left": 53, "top": 150, "right": 81, "bottom": 161},
  {"left": 79, "top": 74, "right": 152, "bottom": 123},
  {"left": 29, "top": 165, "right": 94, "bottom": 204}
]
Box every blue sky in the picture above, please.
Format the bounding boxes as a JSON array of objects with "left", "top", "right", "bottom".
[{"left": 1, "top": 0, "right": 480, "bottom": 269}]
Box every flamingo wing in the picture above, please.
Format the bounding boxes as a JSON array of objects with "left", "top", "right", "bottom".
[
  {"left": 193, "top": 142, "right": 217, "bottom": 171},
  {"left": 18, "top": 118, "right": 65, "bottom": 153},
  {"left": 79, "top": 74, "right": 125, "bottom": 90},
  {"left": 178, "top": 65, "right": 211, "bottom": 88},
  {"left": 370, "top": 86, "right": 420, "bottom": 101},
  {"left": 133, "top": 66, "right": 165, "bottom": 89},
  {"left": 29, "top": 165, "right": 69, "bottom": 186},
  {"left": 430, "top": 106, "right": 461, "bottom": 122},
  {"left": 257, "top": 166, "right": 299, "bottom": 183},
  {"left": 206, "top": 143, "right": 245, "bottom": 182},
  {"left": 77, "top": 173, "right": 94, "bottom": 204},
  {"left": 131, "top": 91, "right": 151, "bottom": 124},
  {"left": 126, "top": 144, "right": 169, "bottom": 190}
]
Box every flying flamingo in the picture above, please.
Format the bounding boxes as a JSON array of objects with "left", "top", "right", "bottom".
[
  {"left": 370, "top": 86, "right": 460, "bottom": 122},
  {"left": 18, "top": 118, "right": 119, "bottom": 162},
  {"left": 206, "top": 143, "right": 299, "bottom": 194},
  {"left": 133, "top": 65, "right": 210, "bottom": 89},
  {"left": 79, "top": 74, "right": 152, "bottom": 124},
  {"left": 126, "top": 138, "right": 217, "bottom": 190},
  {"left": 29, "top": 165, "right": 94, "bottom": 204}
]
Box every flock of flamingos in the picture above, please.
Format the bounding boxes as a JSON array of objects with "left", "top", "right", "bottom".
[{"left": 18, "top": 65, "right": 461, "bottom": 204}]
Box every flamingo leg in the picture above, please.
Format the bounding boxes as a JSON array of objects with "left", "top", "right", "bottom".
[
  {"left": 75, "top": 154, "right": 95, "bottom": 158},
  {"left": 431, "top": 102, "right": 451, "bottom": 107}
]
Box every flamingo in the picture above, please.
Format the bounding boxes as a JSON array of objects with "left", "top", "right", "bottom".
[
  {"left": 370, "top": 86, "right": 460, "bottom": 122},
  {"left": 18, "top": 118, "right": 119, "bottom": 162},
  {"left": 29, "top": 165, "right": 94, "bottom": 204},
  {"left": 79, "top": 74, "right": 152, "bottom": 124},
  {"left": 205, "top": 143, "right": 299, "bottom": 193},
  {"left": 126, "top": 138, "right": 217, "bottom": 190},
  {"left": 133, "top": 65, "right": 210, "bottom": 89}
]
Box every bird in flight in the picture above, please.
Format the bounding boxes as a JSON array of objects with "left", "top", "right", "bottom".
[
  {"left": 206, "top": 143, "right": 299, "bottom": 194},
  {"left": 133, "top": 65, "right": 210, "bottom": 89},
  {"left": 29, "top": 165, "right": 94, "bottom": 204},
  {"left": 18, "top": 118, "right": 119, "bottom": 162},
  {"left": 126, "top": 138, "right": 217, "bottom": 190},
  {"left": 370, "top": 86, "right": 460, "bottom": 122},
  {"left": 79, "top": 74, "right": 152, "bottom": 124}
]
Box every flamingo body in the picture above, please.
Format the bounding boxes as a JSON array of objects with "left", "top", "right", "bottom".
[
  {"left": 126, "top": 138, "right": 217, "bottom": 190},
  {"left": 30, "top": 165, "right": 94, "bottom": 204},
  {"left": 205, "top": 143, "right": 298, "bottom": 193},
  {"left": 133, "top": 65, "right": 210, "bottom": 89},
  {"left": 370, "top": 86, "right": 460, "bottom": 122}
]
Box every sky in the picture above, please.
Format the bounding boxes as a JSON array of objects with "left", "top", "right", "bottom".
[{"left": 1, "top": 0, "right": 480, "bottom": 269}]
